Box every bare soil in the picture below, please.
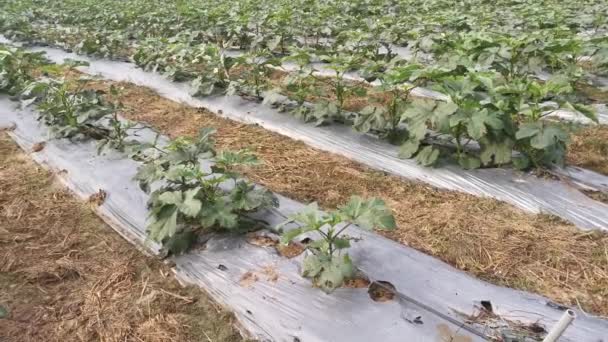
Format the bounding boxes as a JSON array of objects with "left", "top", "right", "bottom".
[
  {"left": 0, "top": 134, "right": 247, "bottom": 342},
  {"left": 78, "top": 79, "right": 608, "bottom": 316}
]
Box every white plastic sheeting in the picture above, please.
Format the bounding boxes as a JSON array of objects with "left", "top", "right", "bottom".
[
  {"left": 2, "top": 97, "right": 608, "bottom": 341},
  {"left": 19, "top": 45, "right": 608, "bottom": 232}
]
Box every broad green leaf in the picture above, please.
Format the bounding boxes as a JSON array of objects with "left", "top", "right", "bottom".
[
  {"left": 158, "top": 190, "right": 183, "bottom": 205},
  {"left": 280, "top": 227, "right": 304, "bottom": 244},
  {"left": 515, "top": 123, "right": 541, "bottom": 140},
  {"left": 302, "top": 254, "right": 324, "bottom": 278},
  {"left": 458, "top": 154, "right": 482, "bottom": 169},
  {"left": 230, "top": 181, "right": 278, "bottom": 211},
  {"left": 315, "top": 254, "right": 354, "bottom": 293},
  {"left": 199, "top": 201, "right": 238, "bottom": 229},
  {"left": 180, "top": 188, "right": 202, "bottom": 217},
  {"left": 415, "top": 145, "right": 440, "bottom": 166},
  {"left": 339, "top": 196, "right": 396, "bottom": 230},
  {"left": 479, "top": 138, "right": 513, "bottom": 166},
  {"left": 162, "top": 230, "right": 197, "bottom": 255},
  {"left": 147, "top": 206, "right": 178, "bottom": 242},
  {"left": 399, "top": 139, "right": 420, "bottom": 159},
  {"left": 216, "top": 150, "right": 259, "bottom": 167},
  {"left": 530, "top": 125, "right": 568, "bottom": 149},
  {"left": 512, "top": 155, "right": 530, "bottom": 170},
  {"left": 333, "top": 238, "right": 351, "bottom": 250},
  {"left": 287, "top": 203, "right": 326, "bottom": 230}
]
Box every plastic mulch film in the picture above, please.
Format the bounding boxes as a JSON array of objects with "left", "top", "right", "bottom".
[
  {"left": 2, "top": 98, "right": 608, "bottom": 342},
  {"left": 18, "top": 45, "right": 608, "bottom": 231}
]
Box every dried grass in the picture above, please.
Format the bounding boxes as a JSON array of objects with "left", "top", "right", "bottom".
[
  {"left": 568, "top": 125, "right": 608, "bottom": 176},
  {"left": 0, "top": 134, "right": 246, "bottom": 342},
  {"left": 90, "top": 80, "right": 608, "bottom": 316}
]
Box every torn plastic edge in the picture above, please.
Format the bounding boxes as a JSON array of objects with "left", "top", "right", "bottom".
[{"left": 2, "top": 98, "right": 608, "bottom": 342}]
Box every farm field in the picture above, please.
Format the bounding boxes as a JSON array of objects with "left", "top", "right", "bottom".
[
  {"left": 2, "top": 0, "right": 608, "bottom": 171},
  {"left": 1, "top": 0, "right": 608, "bottom": 341}
]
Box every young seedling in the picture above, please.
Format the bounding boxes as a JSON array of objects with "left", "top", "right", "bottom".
[
  {"left": 191, "top": 43, "right": 239, "bottom": 96},
  {"left": 354, "top": 63, "right": 424, "bottom": 144},
  {"left": 277, "top": 196, "right": 395, "bottom": 293},
  {"left": 232, "top": 48, "right": 280, "bottom": 101},
  {"left": 21, "top": 77, "right": 114, "bottom": 139},
  {"left": 264, "top": 47, "right": 319, "bottom": 121},
  {"left": 96, "top": 85, "right": 150, "bottom": 154},
  {"left": 312, "top": 53, "right": 366, "bottom": 125}
]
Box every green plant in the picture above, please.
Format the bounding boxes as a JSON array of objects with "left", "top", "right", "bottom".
[
  {"left": 311, "top": 53, "right": 366, "bottom": 125},
  {"left": 0, "top": 45, "right": 47, "bottom": 95},
  {"left": 264, "top": 48, "right": 319, "bottom": 120},
  {"left": 96, "top": 85, "right": 148, "bottom": 153},
  {"left": 20, "top": 71, "right": 146, "bottom": 154},
  {"left": 277, "top": 196, "right": 395, "bottom": 293},
  {"left": 191, "top": 44, "right": 239, "bottom": 96},
  {"left": 493, "top": 76, "right": 598, "bottom": 168},
  {"left": 354, "top": 63, "right": 424, "bottom": 144},
  {"left": 231, "top": 48, "right": 280, "bottom": 100},
  {"left": 135, "top": 128, "right": 278, "bottom": 253},
  {"left": 21, "top": 78, "right": 115, "bottom": 139}
]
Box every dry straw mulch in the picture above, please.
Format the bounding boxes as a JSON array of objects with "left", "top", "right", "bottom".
[
  {"left": 0, "top": 134, "right": 246, "bottom": 342},
  {"left": 567, "top": 125, "right": 608, "bottom": 176}
]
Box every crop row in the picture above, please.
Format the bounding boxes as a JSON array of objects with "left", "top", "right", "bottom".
[{"left": 0, "top": 0, "right": 605, "bottom": 171}]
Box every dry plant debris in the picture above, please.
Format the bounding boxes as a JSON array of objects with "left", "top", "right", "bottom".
[
  {"left": 88, "top": 189, "right": 108, "bottom": 206},
  {"left": 82, "top": 79, "right": 608, "bottom": 316},
  {"left": 567, "top": 125, "right": 608, "bottom": 176},
  {"left": 30, "top": 141, "right": 45, "bottom": 152},
  {"left": 0, "top": 133, "right": 248, "bottom": 342}
]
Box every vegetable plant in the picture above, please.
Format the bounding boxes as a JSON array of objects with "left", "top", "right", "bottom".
[
  {"left": 231, "top": 48, "right": 280, "bottom": 101},
  {"left": 191, "top": 43, "right": 239, "bottom": 96},
  {"left": 135, "top": 128, "right": 278, "bottom": 253},
  {"left": 354, "top": 63, "right": 424, "bottom": 144},
  {"left": 277, "top": 196, "right": 395, "bottom": 293},
  {"left": 0, "top": 45, "right": 47, "bottom": 95},
  {"left": 312, "top": 53, "right": 366, "bottom": 125},
  {"left": 21, "top": 78, "right": 114, "bottom": 139},
  {"left": 265, "top": 48, "right": 319, "bottom": 121}
]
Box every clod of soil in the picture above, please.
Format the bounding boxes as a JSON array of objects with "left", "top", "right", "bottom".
[
  {"left": 88, "top": 189, "right": 107, "bottom": 206},
  {"left": 260, "top": 265, "right": 280, "bottom": 282},
  {"left": 276, "top": 242, "right": 306, "bottom": 258},
  {"left": 0, "top": 123, "right": 16, "bottom": 132},
  {"left": 31, "top": 141, "right": 45, "bottom": 152},
  {"left": 238, "top": 265, "right": 280, "bottom": 288},
  {"left": 239, "top": 271, "right": 259, "bottom": 288},
  {"left": 344, "top": 276, "right": 371, "bottom": 289},
  {"left": 582, "top": 189, "right": 608, "bottom": 205},
  {"left": 246, "top": 232, "right": 279, "bottom": 247},
  {"left": 368, "top": 281, "right": 397, "bottom": 302}
]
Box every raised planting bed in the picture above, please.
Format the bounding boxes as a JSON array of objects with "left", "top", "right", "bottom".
[{"left": 2, "top": 95, "right": 608, "bottom": 341}]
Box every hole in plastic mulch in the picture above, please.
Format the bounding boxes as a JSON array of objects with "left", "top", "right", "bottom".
[{"left": 368, "top": 280, "right": 396, "bottom": 302}]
